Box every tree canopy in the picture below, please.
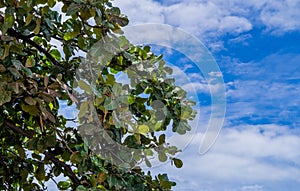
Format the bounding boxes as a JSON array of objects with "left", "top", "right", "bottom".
[{"left": 0, "top": 0, "right": 196, "bottom": 190}]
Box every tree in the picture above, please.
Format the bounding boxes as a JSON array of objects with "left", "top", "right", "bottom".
[{"left": 0, "top": 0, "right": 196, "bottom": 190}]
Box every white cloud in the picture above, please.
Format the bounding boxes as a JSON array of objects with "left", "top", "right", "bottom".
[
  {"left": 209, "top": 71, "right": 223, "bottom": 77},
  {"left": 228, "top": 34, "right": 252, "bottom": 45},
  {"left": 114, "top": 0, "right": 300, "bottom": 47},
  {"left": 114, "top": 0, "right": 164, "bottom": 24},
  {"left": 219, "top": 16, "right": 252, "bottom": 34},
  {"left": 260, "top": 1, "right": 300, "bottom": 34},
  {"left": 114, "top": 0, "right": 253, "bottom": 42},
  {"left": 202, "top": 0, "right": 300, "bottom": 34},
  {"left": 151, "top": 124, "right": 300, "bottom": 190},
  {"left": 165, "top": 2, "right": 223, "bottom": 36},
  {"left": 182, "top": 82, "right": 209, "bottom": 93},
  {"left": 241, "top": 184, "right": 264, "bottom": 191}
]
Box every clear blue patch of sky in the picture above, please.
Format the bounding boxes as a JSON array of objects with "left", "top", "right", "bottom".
[{"left": 218, "top": 27, "right": 300, "bottom": 63}]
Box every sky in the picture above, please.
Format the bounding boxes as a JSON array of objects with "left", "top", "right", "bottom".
[{"left": 111, "top": 0, "right": 300, "bottom": 190}]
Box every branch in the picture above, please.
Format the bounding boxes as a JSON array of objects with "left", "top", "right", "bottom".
[
  {"left": 0, "top": 14, "right": 62, "bottom": 68},
  {"left": 5, "top": 121, "right": 33, "bottom": 138},
  {"left": 44, "top": 152, "right": 80, "bottom": 185},
  {"left": 5, "top": 120, "right": 81, "bottom": 185},
  {"left": 7, "top": 29, "right": 62, "bottom": 67}
]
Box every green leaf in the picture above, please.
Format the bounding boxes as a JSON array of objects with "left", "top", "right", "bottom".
[
  {"left": 0, "top": 89, "right": 11, "bottom": 106},
  {"left": 67, "top": 3, "right": 82, "bottom": 16},
  {"left": 76, "top": 185, "right": 88, "bottom": 191},
  {"left": 48, "top": 0, "right": 56, "bottom": 7},
  {"left": 78, "top": 36, "right": 85, "bottom": 49},
  {"left": 25, "top": 14, "right": 34, "bottom": 26},
  {"left": 0, "top": 44, "right": 10, "bottom": 60},
  {"left": 158, "top": 152, "right": 167, "bottom": 162},
  {"left": 20, "top": 169, "right": 28, "bottom": 181},
  {"left": 138, "top": 125, "right": 149, "bottom": 134},
  {"left": 90, "top": 83, "right": 102, "bottom": 98},
  {"left": 2, "top": 7, "right": 15, "bottom": 34},
  {"left": 111, "top": 15, "right": 129, "bottom": 27},
  {"left": 33, "top": 18, "right": 41, "bottom": 34},
  {"left": 83, "top": 137, "right": 89, "bottom": 152},
  {"left": 12, "top": 59, "right": 32, "bottom": 76},
  {"left": 173, "top": 158, "right": 183, "bottom": 168},
  {"left": 58, "top": 181, "right": 71, "bottom": 190},
  {"left": 61, "top": 151, "right": 71, "bottom": 161},
  {"left": 63, "top": 31, "right": 79, "bottom": 41},
  {"left": 49, "top": 49, "right": 61, "bottom": 60},
  {"left": 8, "top": 67, "right": 21, "bottom": 78},
  {"left": 174, "top": 122, "right": 191, "bottom": 135},
  {"left": 112, "top": 83, "right": 122, "bottom": 96},
  {"left": 144, "top": 45, "right": 151, "bottom": 52},
  {"left": 53, "top": 166, "right": 61, "bottom": 177},
  {"left": 70, "top": 152, "right": 83, "bottom": 164},
  {"left": 107, "top": 175, "right": 117, "bottom": 189},
  {"left": 106, "top": 74, "right": 115, "bottom": 86},
  {"left": 35, "top": 164, "right": 45, "bottom": 181},
  {"left": 15, "top": 145, "right": 25, "bottom": 159},
  {"left": 104, "top": 97, "right": 117, "bottom": 110},
  {"left": 78, "top": 101, "right": 89, "bottom": 118},
  {"left": 164, "top": 66, "right": 173, "bottom": 75},
  {"left": 154, "top": 121, "right": 163, "bottom": 131},
  {"left": 25, "top": 57, "right": 35, "bottom": 67},
  {"left": 78, "top": 80, "right": 91, "bottom": 94},
  {"left": 37, "top": 139, "right": 46, "bottom": 152},
  {"left": 119, "top": 149, "right": 132, "bottom": 162},
  {"left": 158, "top": 134, "right": 165, "bottom": 145},
  {"left": 27, "top": 137, "right": 38, "bottom": 150},
  {"left": 37, "top": 0, "right": 47, "bottom": 4},
  {"left": 45, "top": 135, "right": 56, "bottom": 147},
  {"left": 145, "top": 157, "right": 152, "bottom": 168},
  {"left": 63, "top": 44, "right": 72, "bottom": 60},
  {"left": 32, "top": 153, "right": 41, "bottom": 160},
  {"left": 21, "top": 104, "right": 39, "bottom": 116}
]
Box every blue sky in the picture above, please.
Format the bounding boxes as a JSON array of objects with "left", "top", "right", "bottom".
[{"left": 112, "top": 0, "right": 300, "bottom": 190}]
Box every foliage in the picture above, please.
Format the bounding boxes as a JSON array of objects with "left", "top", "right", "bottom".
[{"left": 0, "top": 0, "right": 196, "bottom": 190}]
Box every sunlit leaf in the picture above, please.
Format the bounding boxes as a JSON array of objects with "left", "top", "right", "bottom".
[{"left": 138, "top": 125, "right": 149, "bottom": 134}]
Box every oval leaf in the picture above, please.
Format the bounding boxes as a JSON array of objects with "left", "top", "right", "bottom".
[
  {"left": 158, "top": 152, "right": 168, "bottom": 162},
  {"left": 138, "top": 125, "right": 149, "bottom": 134},
  {"left": 173, "top": 158, "right": 183, "bottom": 168}
]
